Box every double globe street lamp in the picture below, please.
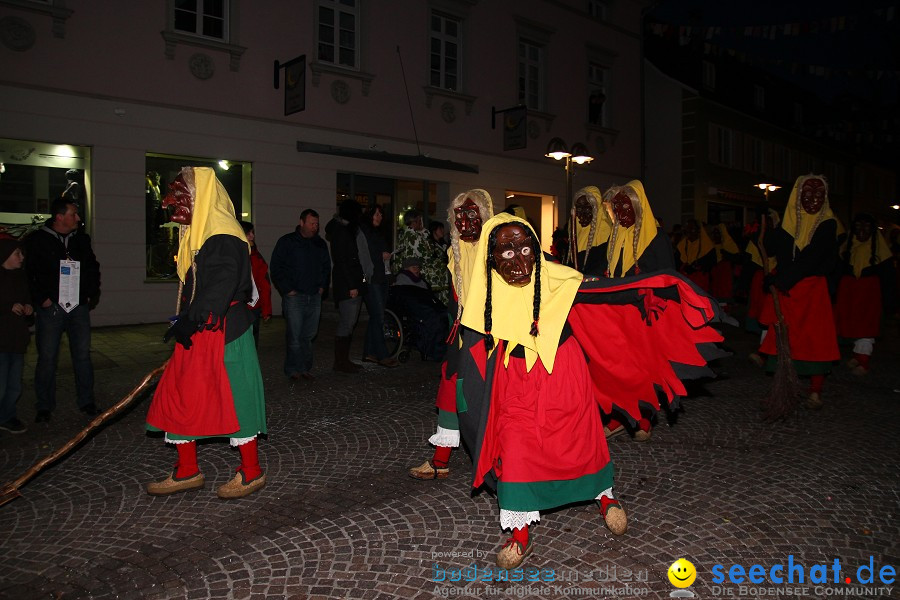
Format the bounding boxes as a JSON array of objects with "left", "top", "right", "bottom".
[{"left": 545, "top": 138, "right": 594, "bottom": 264}]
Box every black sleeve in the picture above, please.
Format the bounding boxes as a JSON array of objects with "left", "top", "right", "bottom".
[
  {"left": 695, "top": 248, "right": 717, "bottom": 271},
  {"left": 775, "top": 220, "right": 838, "bottom": 292},
  {"left": 186, "top": 235, "right": 246, "bottom": 325},
  {"left": 77, "top": 234, "right": 101, "bottom": 302},
  {"left": 639, "top": 233, "right": 676, "bottom": 272}
]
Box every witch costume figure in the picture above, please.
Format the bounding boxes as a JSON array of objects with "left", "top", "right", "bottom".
[
  {"left": 570, "top": 185, "right": 611, "bottom": 274},
  {"left": 408, "top": 189, "right": 494, "bottom": 480},
  {"left": 145, "top": 167, "right": 267, "bottom": 499},
  {"left": 833, "top": 213, "right": 895, "bottom": 376},
  {"left": 461, "top": 213, "right": 724, "bottom": 569},
  {"left": 758, "top": 174, "right": 840, "bottom": 410}
]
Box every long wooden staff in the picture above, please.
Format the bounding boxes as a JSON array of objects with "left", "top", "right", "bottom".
[
  {"left": 758, "top": 207, "right": 801, "bottom": 422},
  {"left": 0, "top": 361, "right": 168, "bottom": 506}
]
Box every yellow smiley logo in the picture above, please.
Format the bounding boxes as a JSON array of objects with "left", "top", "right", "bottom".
[{"left": 668, "top": 558, "right": 697, "bottom": 588}]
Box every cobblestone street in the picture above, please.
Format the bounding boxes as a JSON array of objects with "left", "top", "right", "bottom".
[{"left": 1, "top": 310, "right": 898, "bottom": 600}]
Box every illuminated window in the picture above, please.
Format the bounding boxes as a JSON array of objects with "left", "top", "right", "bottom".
[
  {"left": 144, "top": 153, "right": 252, "bottom": 281},
  {"left": 0, "top": 137, "right": 91, "bottom": 237}
]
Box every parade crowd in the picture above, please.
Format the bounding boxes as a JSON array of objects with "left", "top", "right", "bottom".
[{"left": 1, "top": 169, "right": 898, "bottom": 570}]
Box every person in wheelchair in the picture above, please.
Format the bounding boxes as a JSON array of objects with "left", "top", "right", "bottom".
[{"left": 391, "top": 258, "right": 448, "bottom": 362}]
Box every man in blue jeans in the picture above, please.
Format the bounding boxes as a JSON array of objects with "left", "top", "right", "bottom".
[
  {"left": 270, "top": 209, "right": 331, "bottom": 381},
  {"left": 24, "top": 197, "right": 102, "bottom": 423}
]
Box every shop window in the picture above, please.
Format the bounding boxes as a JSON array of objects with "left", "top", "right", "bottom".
[
  {"left": 145, "top": 153, "right": 251, "bottom": 281},
  {"left": 0, "top": 137, "right": 91, "bottom": 238}
]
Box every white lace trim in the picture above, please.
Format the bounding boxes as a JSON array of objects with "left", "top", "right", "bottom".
[
  {"left": 230, "top": 434, "right": 258, "bottom": 447},
  {"left": 500, "top": 510, "right": 541, "bottom": 530},
  {"left": 164, "top": 434, "right": 259, "bottom": 446},
  {"left": 165, "top": 435, "right": 193, "bottom": 444},
  {"left": 595, "top": 487, "right": 614, "bottom": 501},
  {"left": 428, "top": 426, "right": 460, "bottom": 448},
  {"left": 852, "top": 338, "right": 875, "bottom": 355}
]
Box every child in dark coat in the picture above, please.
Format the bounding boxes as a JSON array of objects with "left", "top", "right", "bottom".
[{"left": 0, "top": 236, "right": 33, "bottom": 433}]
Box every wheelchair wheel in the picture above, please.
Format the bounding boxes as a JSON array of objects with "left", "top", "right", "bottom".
[{"left": 382, "top": 309, "right": 403, "bottom": 360}]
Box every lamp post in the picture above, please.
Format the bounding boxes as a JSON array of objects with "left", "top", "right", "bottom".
[
  {"left": 754, "top": 182, "right": 781, "bottom": 267},
  {"left": 545, "top": 138, "right": 594, "bottom": 265}
]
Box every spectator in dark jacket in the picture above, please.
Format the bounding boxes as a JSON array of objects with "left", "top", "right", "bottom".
[
  {"left": 325, "top": 200, "right": 366, "bottom": 373},
  {"left": 270, "top": 209, "right": 330, "bottom": 381},
  {"left": 24, "top": 197, "right": 101, "bottom": 423}
]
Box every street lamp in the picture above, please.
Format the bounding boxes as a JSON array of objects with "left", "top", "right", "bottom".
[
  {"left": 756, "top": 182, "right": 780, "bottom": 200},
  {"left": 545, "top": 138, "right": 594, "bottom": 264}
]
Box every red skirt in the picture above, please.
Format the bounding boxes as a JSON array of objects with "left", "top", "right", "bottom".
[
  {"left": 834, "top": 275, "right": 881, "bottom": 338},
  {"left": 747, "top": 270, "right": 765, "bottom": 320},
  {"left": 681, "top": 269, "right": 710, "bottom": 292},
  {"left": 759, "top": 276, "right": 839, "bottom": 362},
  {"left": 710, "top": 261, "right": 734, "bottom": 300},
  {"left": 146, "top": 329, "right": 240, "bottom": 436},
  {"left": 473, "top": 337, "right": 609, "bottom": 487}
]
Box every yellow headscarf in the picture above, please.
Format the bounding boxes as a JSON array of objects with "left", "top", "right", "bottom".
[
  {"left": 848, "top": 227, "right": 892, "bottom": 278},
  {"left": 745, "top": 240, "right": 776, "bottom": 271},
  {"left": 604, "top": 180, "right": 659, "bottom": 277},
  {"left": 460, "top": 213, "right": 582, "bottom": 373},
  {"left": 676, "top": 222, "right": 715, "bottom": 264},
  {"left": 712, "top": 223, "right": 740, "bottom": 261},
  {"left": 446, "top": 188, "right": 494, "bottom": 320},
  {"left": 780, "top": 174, "right": 836, "bottom": 252},
  {"left": 175, "top": 167, "right": 249, "bottom": 282},
  {"left": 573, "top": 186, "right": 611, "bottom": 254}
]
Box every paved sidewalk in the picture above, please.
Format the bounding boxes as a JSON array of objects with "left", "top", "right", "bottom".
[{"left": 0, "top": 311, "right": 898, "bottom": 600}]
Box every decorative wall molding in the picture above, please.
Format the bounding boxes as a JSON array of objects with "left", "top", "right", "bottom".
[
  {"left": 423, "top": 86, "right": 476, "bottom": 116},
  {"left": 0, "top": 15, "right": 35, "bottom": 50},
  {"left": 310, "top": 61, "right": 374, "bottom": 97},
  {"left": 0, "top": 0, "right": 71, "bottom": 38},
  {"left": 188, "top": 53, "right": 215, "bottom": 80},
  {"left": 161, "top": 31, "right": 245, "bottom": 71},
  {"left": 331, "top": 80, "right": 351, "bottom": 104}
]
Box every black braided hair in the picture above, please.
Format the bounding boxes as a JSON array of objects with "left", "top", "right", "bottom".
[
  {"left": 530, "top": 247, "right": 542, "bottom": 336},
  {"left": 484, "top": 234, "right": 495, "bottom": 352}
]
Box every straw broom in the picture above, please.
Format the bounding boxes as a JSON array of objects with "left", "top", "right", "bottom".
[{"left": 757, "top": 214, "right": 802, "bottom": 422}]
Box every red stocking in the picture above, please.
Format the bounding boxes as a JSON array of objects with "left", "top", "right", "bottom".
[
  {"left": 599, "top": 494, "right": 621, "bottom": 516},
  {"left": 854, "top": 353, "right": 871, "bottom": 368},
  {"left": 809, "top": 375, "right": 825, "bottom": 394},
  {"left": 432, "top": 445, "right": 452, "bottom": 468},
  {"left": 175, "top": 441, "right": 199, "bottom": 479},
  {"left": 512, "top": 524, "right": 529, "bottom": 547},
  {"left": 238, "top": 438, "right": 263, "bottom": 482},
  {"left": 606, "top": 417, "right": 623, "bottom": 431}
]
